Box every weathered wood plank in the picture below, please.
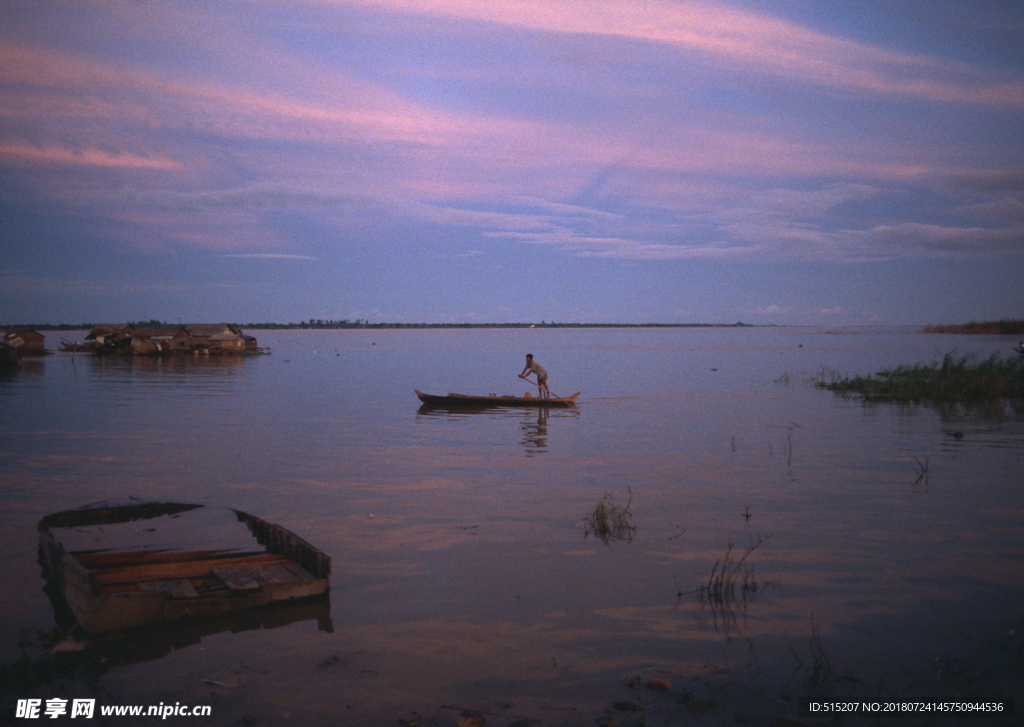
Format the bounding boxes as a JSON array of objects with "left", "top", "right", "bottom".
[
  {"left": 234, "top": 510, "right": 331, "bottom": 578},
  {"left": 92, "top": 554, "right": 289, "bottom": 586},
  {"left": 211, "top": 566, "right": 261, "bottom": 591},
  {"left": 138, "top": 578, "right": 199, "bottom": 599},
  {"left": 80, "top": 549, "right": 264, "bottom": 569},
  {"left": 40, "top": 502, "right": 332, "bottom": 632},
  {"left": 282, "top": 561, "right": 315, "bottom": 581},
  {"left": 71, "top": 548, "right": 174, "bottom": 563},
  {"left": 260, "top": 564, "right": 304, "bottom": 583}
]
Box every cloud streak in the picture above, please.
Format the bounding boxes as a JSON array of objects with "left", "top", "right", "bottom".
[
  {"left": 0, "top": 142, "right": 181, "bottom": 170},
  {"left": 322, "top": 0, "right": 1024, "bottom": 107},
  {"left": 0, "top": 0, "right": 1021, "bottom": 324},
  {"left": 216, "top": 253, "right": 318, "bottom": 260}
]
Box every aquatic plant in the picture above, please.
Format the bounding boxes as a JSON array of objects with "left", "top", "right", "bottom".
[
  {"left": 816, "top": 352, "right": 1024, "bottom": 402},
  {"left": 584, "top": 488, "right": 636, "bottom": 545},
  {"left": 912, "top": 457, "right": 929, "bottom": 486},
  {"left": 786, "top": 617, "right": 835, "bottom": 691},
  {"left": 676, "top": 533, "right": 776, "bottom": 634},
  {"left": 922, "top": 319, "right": 1024, "bottom": 335},
  {"left": 697, "top": 533, "right": 772, "bottom": 608}
]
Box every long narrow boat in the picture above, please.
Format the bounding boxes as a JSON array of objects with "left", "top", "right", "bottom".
[
  {"left": 415, "top": 390, "right": 579, "bottom": 408},
  {"left": 38, "top": 500, "right": 331, "bottom": 633}
]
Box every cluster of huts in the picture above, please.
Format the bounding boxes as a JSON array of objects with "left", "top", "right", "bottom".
[{"left": 62, "top": 324, "right": 261, "bottom": 356}]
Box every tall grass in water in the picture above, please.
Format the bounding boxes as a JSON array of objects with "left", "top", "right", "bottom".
[
  {"left": 817, "top": 353, "right": 1024, "bottom": 402},
  {"left": 584, "top": 488, "right": 636, "bottom": 545},
  {"left": 922, "top": 319, "right": 1024, "bottom": 335},
  {"left": 675, "top": 533, "right": 775, "bottom": 634}
]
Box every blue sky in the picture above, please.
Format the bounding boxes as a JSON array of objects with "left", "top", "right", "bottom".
[{"left": 1, "top": 0, "right": 1022, "bottom": 325}]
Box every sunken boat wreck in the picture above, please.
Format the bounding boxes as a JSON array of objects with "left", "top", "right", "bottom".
[{"left": 38, "top": 500, "right": 330, "bottom": 633}]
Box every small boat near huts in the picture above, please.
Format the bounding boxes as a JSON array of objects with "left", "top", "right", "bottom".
[
  {"left": 415, "top": 390, "right": 580, "bottom": 408},
  {"left": 38, "top": 500, "right": 330, "bottom": 633}
]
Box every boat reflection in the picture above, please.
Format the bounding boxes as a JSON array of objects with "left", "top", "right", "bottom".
[
  {"left": 416, "top": 403, "right": 579, "bottom": 418},
  {"left": 42, "top": 568, "right": 332, "bottom": 668},
  {"left": 108, "top": 597, "right": 332, "bottom": 667},
  {"left": 520, "top": 407, "right": 549, "bottom": 456},
  {"left": 416, "top": 403, "right": 578, "bottom": 456}
]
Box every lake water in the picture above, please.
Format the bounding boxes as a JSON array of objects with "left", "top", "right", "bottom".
[{"left": 1, "top": 327, "right": 1022, "bottom": 726}]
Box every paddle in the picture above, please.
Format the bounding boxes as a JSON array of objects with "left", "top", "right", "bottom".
[{"left": 518, "top": 374, "right": 562, "bottom": 400}]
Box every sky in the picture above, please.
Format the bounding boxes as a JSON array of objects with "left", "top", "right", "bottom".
[{"left": 1, "top": 0, "right": 1022, "bottom": 325}]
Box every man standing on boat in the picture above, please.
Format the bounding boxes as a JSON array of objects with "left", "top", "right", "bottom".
[{"left": 519, "top": 353, "right": 550, "bottom": 398}]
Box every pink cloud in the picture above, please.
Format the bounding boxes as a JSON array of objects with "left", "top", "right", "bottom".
[
  {"left": 317, "top": 0, "right": 1024, "bottom": 107},
  {"left": 0, "top": 142, "right": 181, "bottom": 169}
]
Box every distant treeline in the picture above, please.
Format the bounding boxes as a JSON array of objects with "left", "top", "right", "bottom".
[
  {"left": 922, "top": 320, "right": 1024, "bottom": 335},
  {"left": 235, "top": 320, "right": 754, "bottom": 329},
  {"left": 3, "top": 320, "right": 755, "bottom": 330},
  {"left": 1, "top": 323, "right": 97, "bottom": 331},
  {"left": 0, "top": 320, "right": 181, "bottom": 331}
]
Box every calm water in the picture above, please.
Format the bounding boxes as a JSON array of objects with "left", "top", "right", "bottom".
[{"left": 1, "top": 327, "right": 1022, "bottom": 725}]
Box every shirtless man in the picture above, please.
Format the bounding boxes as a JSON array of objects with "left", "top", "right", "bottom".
[{"left": 519, "top": 353, "right": 550, "bottom": 398}]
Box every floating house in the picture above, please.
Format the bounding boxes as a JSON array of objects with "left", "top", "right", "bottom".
[
  {"left": 3, "top": 329, "right": 49, "bottom": 355},
  {"left": 128, "top": 326, "right": 193, "bottom": 355},
  {"left": 185, "top": 324, "right": 247, "bottom": 353},
  {"left": 86, "top": 323, "right": 135, "bottom": 343},
  {"left": 68, "top": 323, "right": 259, "bottom": 356},
  {"left": 63, "top": 323, "right": 138, "bottom": 351}
]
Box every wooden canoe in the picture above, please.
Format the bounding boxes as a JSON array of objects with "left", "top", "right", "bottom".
[
  {"left": 415, "top": 389, "right": 579, "bottom": 408},
  {"left": 38, "top": 500, "right": 330, "bottom": 633}
]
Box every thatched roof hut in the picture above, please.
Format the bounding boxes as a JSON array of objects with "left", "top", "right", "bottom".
[{"left": 3, "top": 329, "right": 47, "bottom": 353}]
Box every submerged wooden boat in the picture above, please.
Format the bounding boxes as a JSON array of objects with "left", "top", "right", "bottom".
[
  {"left": 38, "top": 500, "right": 330, "bottom": 633},
  {"left": 415, "top": 389, "right": 579, "bottom": 408}
]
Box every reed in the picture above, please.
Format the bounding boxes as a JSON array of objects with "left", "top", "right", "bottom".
[
  {"left": 674, "top": 533, "right": 776, "bottom": 635},
  {"left": 922, "top": 319, "right": 1024, "bottom": 335},
  {"left": 816, "top": 353, "right": 1024, "bottom": 402},
  {"left": 584, "top": 488, "right": 636, "bottom": 545},
  {"left": 912, "top": 457, "right": 929, "bottom": 486},
  {"left": 697, "top": 533, "right": 772, "bottom": 607}
]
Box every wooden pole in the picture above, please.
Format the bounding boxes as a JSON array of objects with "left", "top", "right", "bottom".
[{"left": 519, "top": 375, "right": 562, "bottom": 400}]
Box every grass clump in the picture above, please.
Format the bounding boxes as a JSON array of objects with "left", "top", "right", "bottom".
[
  {"left": 696, "top": 533, "right": 773, "bottom": 608},
  {"left": 675, "top": 533, "right": 776, "bottom": 635},
  {"left": 584, "top": 488, "right": 636, "bottom": 545},
  {"left": 817, "top": 352, "right": 1024, "bottom": 402},
  {"left": 922, "top": 319, "right": 1024, "bottom": 335}
]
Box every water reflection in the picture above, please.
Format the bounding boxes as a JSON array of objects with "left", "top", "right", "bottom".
[
  {"left": 0, "top": 358, "right": 45, "bottom": 379},
  {"left": 519, "top": 407, "right": 548, "bottom": 455},
  {"left": 3, "top": 328, "right": 1022, "bottom": 724},
  {"left": 42, "top": 588, "right": 331, "bottom": 667},
  {"left": 416, "top": 404, "right": 578, "bottom": 455},
  {"left": 86, "top": 353, "right": 249, "bottom": 377},
  {"left": 837, "top": 393, "right": 1024, "bottom": 422}
]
